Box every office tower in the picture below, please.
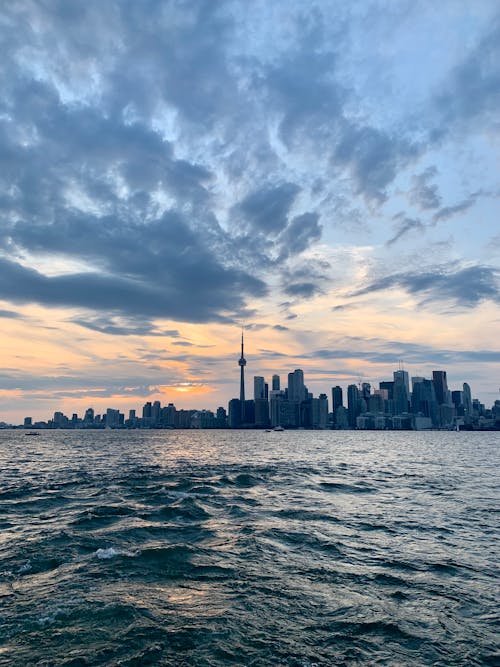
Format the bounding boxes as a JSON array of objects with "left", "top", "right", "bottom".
[
  {"left": 142, "top": 401, "right": 152, "bottom": 420},
  {"left": 332, "top": 386, "right": 343, "bottom": 411},
  {"left": 152, "top": 400, "right": 161, "bottom": 425},
  {"left": 162, "top": 403, "right": 176, "bottom": 427},
  {"left": 254, "top": 398, "right": 269, "bottom": 426},
  {"left": 254, "top": 376, "right": 266, "bottom": 400},
  {"left": 463, "top": 383, "right": 473, "bottom": 416},
  {"left": 393, "top": 370, "right": 410, "bottom": 415},
  {"left": 272, "top": 374, "right": 280, "bottom": 391},
  {"left": 129, "top": 409, "right": 136, "bottom": 421},
  {"left": 432, "top": 370, "right": 450, "bottom": 405},
  {"left": 244, "top": 400, "right": 255, "bottom": 424},
  {"left": 288, "top": 369, "right": 305, "bottom": 403},
  {"left": 411, "top": 378, "right": 438, "bottom": 425},
  {"left": 312, "top": 393, "right": 329, "bottom": 428},
  {"left": 379, "top": 381, "right": 394, "bottom": 400},
  {"left": 216, "top": 407, "right": 227, "bottom": 427},
  {"left": 238, "top": 332, "right": 247, "bottom": 422},
  {"left": 347, "top": 384, "right": 361, "bottom": 428},
  {"left": 361, "top": 382, "right": 371, "bottom": 401},
  {"left": 269, "top": 389, "right": 285, "bottom": 427},
  {"left": 369, "top": 391, "right": 385, "bottom": 413},
  {"left": 228, "top": 398, "right": 241, "bottom": 428},
  {"left": 84, "top": 407, "right": 94, "bottom": 424}
]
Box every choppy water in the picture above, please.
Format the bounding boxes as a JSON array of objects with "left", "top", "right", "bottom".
[{"left": 0, "top": 430, "right": 498, "bottom": 667}]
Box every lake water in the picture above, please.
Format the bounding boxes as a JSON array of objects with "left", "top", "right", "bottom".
[{"left": 0, "top": 429, "right": 498, "bottom": 666}]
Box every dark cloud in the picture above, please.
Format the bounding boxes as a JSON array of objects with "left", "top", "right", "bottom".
[
  {"left": 72, "top": 316, "right": 180, "bottom": 337},
  {"left": 352, "top": 265, "right": 500, "bottom": 308},
  {"left": 334, "top": 124, "right": 420, "bottom": 203},
  {"left": 0, "top": 252, "right": 265, "bottom": 323},
  {"left": 283, "top": 282, "right": 322, "bottom": 299},
  {"left": 0, "top": 309, "right": 24, "bottom": 319},
  {"left": 236, "top": 183, "right": 300, "bottom": 234},
  {"left": 434, "top": 16, "right": 500, "bottom": 132},
  {"left": 277, "top": 212, "right": 322, "bottom": 259},
  {"left": 386, "top": 214, "right": 425, "bottom": 246},
  {"left": 273, "top": 324, "right": 289, "bottom": 331},
  {"left": 409, "top": 167, "right": 441, "bottom": 210},
  {"left": 432, "top": 198, "right": 476, "bottom": 223}
]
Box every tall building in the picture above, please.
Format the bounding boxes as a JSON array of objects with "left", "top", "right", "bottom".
[
  {"left": 332, "top": 386, "right": 343, "bottom": 411},
  {"left": 238, "top": 331, "right": 247, "bottom": 422},
  {"left": 288, "top": 369, "right": 305, "bottom": 403},
  {"left": 463, "top": 382, "right": 473, "bottom": 416},
  {"left": 254, "top": 376, "right": 266, "bottom": 400},
  {"left": 393, "top": 370, "right": 410, "bottom": 415},
  {"left": 347, "top": 384, "right": 361, "bottom": 428},
  {"left": 272, "top": 374, "right": 280, "bottom": 391},
  {"left": 432, "top": 370, "right": 450, "bottom": 406}
]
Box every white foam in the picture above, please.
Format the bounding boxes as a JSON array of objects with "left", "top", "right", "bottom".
[{"left": 95, "top": 547, "right": 133, "bottom": 559}]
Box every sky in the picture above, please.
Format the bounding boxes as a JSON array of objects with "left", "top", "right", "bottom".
[{"left": 1, "top": 0, "right": 499, "bottom": 423}]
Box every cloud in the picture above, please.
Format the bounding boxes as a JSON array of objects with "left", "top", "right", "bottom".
[
  {"left": 236, "top": 182, "right": 300, "bottom": 234},
  {"left": 72, "top": 316, "right": 180, "bottom": 337},
  {"left": 409, "top": 167, "right": 441, "bottom": 210},
  {"left": 0, "top": 251, "right": 266, "bottom": 323},
  {"left": 283, "top": 282, "right": 322, "bottom": 299},
  {"left": 0, "top": 309, "right": 24, "bottom": 319},
  {"left": 277, "top": 212, "right": 322, "bottom": 259},
  {"left": 334, "top": 124, "right": 420, "bottom": 203},
  {"left": 434, "top": 15, "right": 500, "bottom": 133},
  {"left": 432, "top": 197, "right": 476, "bottom": 223},
  {"left": 352, "top": 264, "right": 500, "bottom": 308},
  {"left": 386, "top": 214, "right": 425, "bottom": 246}
]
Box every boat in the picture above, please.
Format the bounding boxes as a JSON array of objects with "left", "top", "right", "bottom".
[
  {"left": 273, "top": 426, "right": 285, "bottom": 432},
  {"left": 26, "top": 432, "right": 40, "bottom": 436}
]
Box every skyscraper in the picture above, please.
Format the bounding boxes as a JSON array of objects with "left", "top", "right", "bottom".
[
  {"left": 272, "top": 374, "right": 280, "bottom": 391},
  {"left": 393, "top": 370, "right": 410, "bottom": 415},
  {"left": 288, "top": 369, "right": 305, "bottom": 403},
  {"left": 332, "top": 386, "right": 343, "bottom": 411},
  {"left": 432, "top": 370, "right": 450, "bottom": 406},
  {"left": 254, "top": 376, "right": 266, "bottom": 400},
  {"left": 238, "top": 331, "right": 247, "bottom": 422},
  {"left": 347, "top": 384, "right": 361, "bottom": 428}
]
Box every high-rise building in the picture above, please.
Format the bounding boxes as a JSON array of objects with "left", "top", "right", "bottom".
[
  {"left": 254, "top": 376, "right": 266, "bottom": 400},
  {"left": 411, "top": 378, "right": 438, "bottom": 425},
  {"left": 228, "top": 398, "right": 241, "bottom": 428},
  {"left": 312, "top": 393, "right": 329, "bottom": 428},
  {"left": 142, "top": 402, "right": 152, "bottom": 420},
  {"left": 238, "top": 332, "right": 247, "bottom": 422},
  {"left": 347, "top": 384, "right": 361, "bottom": 428},
  {"left": 152, "top": 400, "right": 161, "bottom": 425},
  {"left": 463, "top": 383, "right": 473, "bottom": 416},
  {"left": 432, "top": 370, "right": 450, "bottom": 406},
  {"left": 272, "top": 374, "right": 280, "bottom": 391},
  {"left": 288, "top": 369, "right": 305, "bottom": 403},
  {"left": 361, "top": 383, "right": 371, "bottom": 401},
  {"left": 393, "top": 370, "right": 410, "bottom": 415},
  {"left": 332, "top": 386, "right": 343, "bottom": 411}
]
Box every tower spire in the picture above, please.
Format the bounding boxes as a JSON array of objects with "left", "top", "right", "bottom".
[{"left": 238, "top": 329, "right": 247, "bottom": 423}]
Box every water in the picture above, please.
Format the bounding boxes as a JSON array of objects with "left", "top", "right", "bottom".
[{"left": 0, "top": 430, "right": 498, "bottom": 666}]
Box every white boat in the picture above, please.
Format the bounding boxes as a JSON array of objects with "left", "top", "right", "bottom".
[{"left": 273, "top": 426, "right": 285, "bottom": 431}]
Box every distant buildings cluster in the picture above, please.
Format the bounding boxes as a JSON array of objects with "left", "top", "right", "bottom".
[{"left": 8, "top": 334, "right": 500, "bottom": 431}]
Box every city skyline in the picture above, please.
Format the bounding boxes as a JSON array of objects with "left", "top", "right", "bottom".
[
  {"left": 5, "top": 333, "right": 498, "bottom": 429},
  {"left": 0, "top": 2, "right": 499, "bottom": 423}
]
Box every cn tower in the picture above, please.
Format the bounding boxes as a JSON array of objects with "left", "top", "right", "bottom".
[{"left": 238, "top": 330, "right": 246, "bottom": 422}]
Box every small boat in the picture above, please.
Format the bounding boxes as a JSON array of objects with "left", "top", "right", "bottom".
[
  {"left": 26, "top": 432, "right": 40, "bottom": 436},
  {"left": 273, "top": 426, "right": 285, "bottom": 432}
]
